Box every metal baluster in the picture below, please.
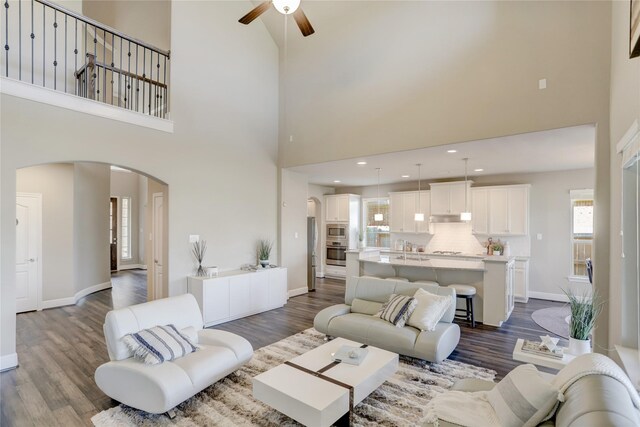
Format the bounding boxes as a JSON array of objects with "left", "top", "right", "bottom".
[
  {"left": 4, "top": 0, "right": 9, "bottom": 78},
  {"left": 110, "top": 33, "right": 114, "bottom": 105},
  {"left": 135, "top": 44, "right": 139, "bottom": 112},
  {"left": 162, "top": 55, "right": 167, "bottom": 118},
  {"left": 64, "top": 15, "right": 67, "bottom": 92},
  {"left": 102, "top": 28, "right": 105, "bottom": 103},
  {"left": 19, "top": 0, "right": 21, "bottom": 80},
  {"left": 148, "top": 50, "right": 152, "bottom": 115},
  {"left": 42, "top": 4, "right": 44, "bottom": 86},
  {"left": 142, "top": 47, "right": 145, "bottom": 114},
  {"left": 31, "top": 0, "right": 33, "bottom": 83},
  {"left": 53, "top": 11, "right": 57, "bottom": 90},
  {"left": 94, "top": 25, "right": 97, "bottom": 100},
  {"left": 156, "top": 58, "right": 160, "bottom": 117},
  {"left": 127, "top": 40, "right": 131, "bottom": 109},
  {"left": 118, "top": 37, "right": 122, "bottom": 107},
  {"left": 74, "top": 18, "right": 77, "bottom": 95},
  {"left": 166, "top": 55, "right": 170, "bottom": 117}
]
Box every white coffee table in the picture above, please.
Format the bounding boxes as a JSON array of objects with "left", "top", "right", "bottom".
[
  {"left": 512, "top": 338, "right": 576, "bottom": 370},
  {"left": 252, "top": 338, "right": 399, "bottom": 427}
]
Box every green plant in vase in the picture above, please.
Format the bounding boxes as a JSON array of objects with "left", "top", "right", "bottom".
[
  {"left": 257, "top": 239, "right": 273, "bottom": 268},
  {"left": 491, "top": 243, "right": 504, "bottom": 256},
  {"left": 192, "top": 240, "right": 207, "bottom": 277},
  {"left": 562, "top": 287, "right": 603, "bottom": 355}
]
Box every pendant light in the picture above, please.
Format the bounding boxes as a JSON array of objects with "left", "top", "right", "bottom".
[
  {"left": 415, "top": 164, "right": 425, "bottom": 222},
  {"left": 374, "top": 168, "right": 384, "bottom": 222},
  {"left": 460, "top": 158, "right": 472, "bottom": 221}
]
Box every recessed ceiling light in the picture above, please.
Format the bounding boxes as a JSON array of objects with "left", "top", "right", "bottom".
[
  {"left": 333, "top": 180, "right": 341, "bottom": 183},
  {"left": 356, "top": 161, "right": 367, "bottom": 165},
  {"left": 447, "top": 149, "right": 457, "bottom": 153},
  {"left": 401, "top": 175, "right": 410, "bottom": 178},
  {"left": 474, "top": 168, "right": 484, "bottom": 172}
]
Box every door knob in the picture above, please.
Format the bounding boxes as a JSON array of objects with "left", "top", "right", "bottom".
[
  {"left": 154, "top": 259, "right": 158, "bottom": 264},
  {"left": 28, "top": 258, "right": 35, "bottom": 262}
]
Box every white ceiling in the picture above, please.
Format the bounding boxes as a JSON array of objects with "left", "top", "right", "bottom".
[{"left": 288, "top": 125, "right": 596, "bottom": 187}]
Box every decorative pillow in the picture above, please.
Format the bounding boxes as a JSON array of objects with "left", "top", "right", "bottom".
[
  {"left": 487, "top": 364, "right": 561, "bottom": 427},
  {"left": 123, "top": 324, "right": 198, "bottom": 365},
  {"left": 407, "top": 288, "right": 452, "bottom": 331},
  {"left": 375, "top": 294, "right": 417, "bottom": 328}
]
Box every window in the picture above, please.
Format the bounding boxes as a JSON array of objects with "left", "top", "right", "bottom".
[
  {"left": 121, "top": 197, "right": 131, "bottom": 259},
  {"left": 570, "top": 190, "right": 594, "bottom": 278},
  {"left": 362, "top": 198, "right": 390, "bottom": 248}
]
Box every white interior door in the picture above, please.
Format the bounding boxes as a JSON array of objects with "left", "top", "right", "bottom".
[
  {"left": 16, "top": 193, "right": 42, "bottom": 313},
  {"left": 152, "top": 192, "right": 164, "bottom": 300}
]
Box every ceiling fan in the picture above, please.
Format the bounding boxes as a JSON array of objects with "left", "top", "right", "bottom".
[{"left": 239, "top": 0, "right": 315, "bottom": 37}]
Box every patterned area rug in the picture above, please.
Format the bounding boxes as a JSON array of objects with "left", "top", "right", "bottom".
[
  {"left": 92, "top": 328, "right": 496, "bottom": 426},
  {"left": 531, "top": 306, "right": 571, "bottom": 339}
]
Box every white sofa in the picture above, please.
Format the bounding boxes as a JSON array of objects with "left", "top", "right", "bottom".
[{"left": 95, "top": 294, "right": 253, "bottom": 414}]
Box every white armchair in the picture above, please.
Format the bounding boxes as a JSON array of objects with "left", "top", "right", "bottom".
[{"left": 95, "top": 293, "right": 253, "bottom": 415}]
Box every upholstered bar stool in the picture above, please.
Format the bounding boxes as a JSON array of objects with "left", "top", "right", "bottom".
[{"left": 447, "top": 284, "right": 476, "bottom": 328}]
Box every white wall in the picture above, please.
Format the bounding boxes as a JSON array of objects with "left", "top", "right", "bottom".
[
  {"left": 609, "top": 1, "right": 640, "bottom": 351},
  {"left": 280, "top": 169, "right": 308, "bottom": 293},
  {"left": 16, "top": 164, "right": 74, "bottom": 301},
  {"left": 1, "top": 1, "right": 279, "bottom": 366},
  {"left": 110, "top": 169, "right": 142, "bottom": 266},
  {"left": 74, "top": 163, "right": 111, "bottom": 294}
]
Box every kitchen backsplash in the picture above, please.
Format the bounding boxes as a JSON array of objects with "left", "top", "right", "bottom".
[{"left": 391, "top": 222, "right": 531, "bottom": 256}]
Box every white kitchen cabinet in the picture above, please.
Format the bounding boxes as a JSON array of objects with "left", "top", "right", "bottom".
[
  {"left": 188, "top": 268, "right": 288, "bottom": 327},
  {"left": 471, "top": 188, "right": 489, "bottom": 235},
  {"left": 324, "top": 194, "right": 352, "bottom": 222},
  {"left": 389, "top": 190, "right": 431, "bottom": 233},
  {"left": 514, "top": 258, "right": 529, "bottom": 302},
  {"left": 429, "top": 181, "right": 472, "bottom": 215},
  {"left": 471, "top": 185, "right": 529, "bottom": 236}
]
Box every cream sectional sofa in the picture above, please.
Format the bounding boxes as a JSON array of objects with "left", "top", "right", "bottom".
[{"left": 314, "top": 276, "right": 460, "bottom": 362}]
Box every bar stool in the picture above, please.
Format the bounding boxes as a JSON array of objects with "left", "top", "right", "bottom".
[{"left": 447, "top": 284, "right": 476, "bottom": 328}]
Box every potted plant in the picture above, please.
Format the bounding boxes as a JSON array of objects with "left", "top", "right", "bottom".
[
  {"left": 257, "top": 239, "right": 273, "bottom": 268},
  {"left": 491, "top": 243, "right": 503, "bottom": 256},
  {"left": 192, "top": 240, "right": 207, "bottom": 277},
  {"left": 563, "top": 288, "right": 603, "bottom": 355}
]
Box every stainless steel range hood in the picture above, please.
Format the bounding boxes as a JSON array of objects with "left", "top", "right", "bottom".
[{"left": 429, "top": 214, "right": 464, "bottom": 223}]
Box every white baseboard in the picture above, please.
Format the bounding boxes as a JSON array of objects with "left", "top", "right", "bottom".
[
  {"left": 74, "top": 281, "right": 112, "bottom": 302},
  {"left": 41, "top": 297, "right": 75, "bottom": 309},
  {"left": 528, "top": 291, "right": 569, "bottom": 303},
  {"left": 118, "top": 264, "right": 146, "bottom": 271},
  {"left": 40, "top": 281, "right": 112, "bottom": 310},
  {"left": 0, "top": 353, "right": 18, "bottom": 371},
  {"left": 288, "top": 287, "right": 309, "bottom": 298}
]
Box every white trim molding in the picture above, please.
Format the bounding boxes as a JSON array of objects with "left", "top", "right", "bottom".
[
  {"left": 287, "top": 287, "right": 308, "bottom": 298},
  {"left": 1, "top": 77, "right": 174, "bottom": 133},
  {"left": 0, "top": 353, "right": 19, "bottom": 371},
  {"left": 528, "top": 291, "right": 569, "bottom": 303},
  {"left": 41, "top": 281, "right": 112, "bottom": 309}
]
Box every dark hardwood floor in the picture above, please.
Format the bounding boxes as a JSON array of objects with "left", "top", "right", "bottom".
[{"left": 1, "top": 272, "right": 563, "bottom": 426}]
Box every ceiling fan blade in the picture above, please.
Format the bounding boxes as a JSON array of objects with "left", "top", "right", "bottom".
[
  {"left": 239, "top": 1, "right": 272, "bottom": 25},
  {"left": 292, "top": 8, "right": 315, "bottom": 37}
]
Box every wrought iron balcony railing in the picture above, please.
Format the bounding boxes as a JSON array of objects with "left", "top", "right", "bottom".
[{"left": 2, "top": 0, "right": 170, "bottom": 118}]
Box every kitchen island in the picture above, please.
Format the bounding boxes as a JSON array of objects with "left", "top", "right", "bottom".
[{"left": 346, "top": 250, "right": 515, "bottom": 327}]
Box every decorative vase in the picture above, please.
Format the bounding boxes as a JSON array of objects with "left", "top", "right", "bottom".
[
  {"left": 196, "top": 264, "right": 207, "bottom": 277},
  {"left": 260, "top": 259, "right": 269, "bottom": 268},
  {"left": 358, "top": 241, "right": 365, "bottom": 249},
  {"left": 568, "top": 337, "right": 591, "bottom": 355},
  {"left": 493, "top": 251, "right": 501, "bottom": 256}
]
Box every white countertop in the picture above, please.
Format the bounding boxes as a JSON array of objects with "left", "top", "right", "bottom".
[{"left": 358, "top": 254, "right": 486, "bottom": 271}]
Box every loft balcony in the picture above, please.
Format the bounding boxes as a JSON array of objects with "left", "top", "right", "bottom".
[{"left": 1, "top": 0, "right": 171, "bottom": 126}]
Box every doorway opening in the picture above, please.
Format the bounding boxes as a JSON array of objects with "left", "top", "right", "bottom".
[{"left": 15, "top": 162, "right": 168, "bottom": 314}]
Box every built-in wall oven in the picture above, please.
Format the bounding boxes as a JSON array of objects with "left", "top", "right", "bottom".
[{"left": 326, "top": 224, "right": 348, "bottom": 266}]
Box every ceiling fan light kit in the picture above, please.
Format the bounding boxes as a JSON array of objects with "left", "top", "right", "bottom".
[{"left": 238, "top": 0, "right": 315, "bottom": 37}]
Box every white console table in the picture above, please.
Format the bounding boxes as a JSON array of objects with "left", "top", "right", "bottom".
[{"left": 188, "top": 268, "right": 288, "bottom": 327}]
